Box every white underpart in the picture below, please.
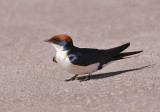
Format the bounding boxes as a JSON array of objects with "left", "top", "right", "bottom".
[{"left": 52, "top": 43, "right": 99, "bottom": 75}]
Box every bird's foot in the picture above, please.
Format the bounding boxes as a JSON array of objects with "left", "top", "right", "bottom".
[
  {"left": 65, "top": 75, "right": 78, "bottom": 82},
  {"left": 53, "top": 56, "right": 57, "bottom": 63},
  {"left": 79, "top": 74, "right": 91, "bottom": 82}
]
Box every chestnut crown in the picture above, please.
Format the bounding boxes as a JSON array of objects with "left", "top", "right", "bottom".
[{"left": 46, "top": 34, "right": 72, "bottom": 44}]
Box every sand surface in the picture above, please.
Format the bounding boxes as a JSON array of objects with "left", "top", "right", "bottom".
[{"left": 0, "top": 0, "right": 160, "bottom": 112}]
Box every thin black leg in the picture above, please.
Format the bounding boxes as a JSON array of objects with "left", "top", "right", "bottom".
[
  {"left": 79, "top": 74, "right": 91, "bottom": 81},
  {"left": 65, "top": 74, "right": 78, "bottom": 81}
]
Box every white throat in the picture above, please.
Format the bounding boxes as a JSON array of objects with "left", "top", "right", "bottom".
[{"left": 52, "top": 43, "right": 64, "bottom": 52}]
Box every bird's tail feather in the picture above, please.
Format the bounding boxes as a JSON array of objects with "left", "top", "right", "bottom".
[{"left": 113, "top": 51, "right": 143, "bottom": 60}]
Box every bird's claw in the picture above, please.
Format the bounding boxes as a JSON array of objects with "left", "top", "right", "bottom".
[
  {"left": 65, "top": 75, "right": 78, "bottom": 82},
  {"left": 53, "top": 56, "right": 57, "bottom": 63},
  {"left": 79, "top": 75, "right": 91, "bottom": 82},
  {"left": 65, "top": 78, "right": 75, "bottom": 82}
]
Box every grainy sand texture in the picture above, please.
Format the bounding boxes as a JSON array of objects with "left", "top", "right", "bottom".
[{"left": 0, "top": 0, "right": 160, "bottom": 112}]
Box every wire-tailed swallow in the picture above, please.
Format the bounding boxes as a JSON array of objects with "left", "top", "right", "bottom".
[{"left": 44, "top": 34, "right": 142, "bottom": 81}]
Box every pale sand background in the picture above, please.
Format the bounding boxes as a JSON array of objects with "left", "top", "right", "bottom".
[{"left": 0, "top": 0, "right": 160, "bottom": 112}]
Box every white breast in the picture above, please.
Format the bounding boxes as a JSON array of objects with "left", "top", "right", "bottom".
[{"left": 55, "top": 50, "right": 99, "bottom": 75}]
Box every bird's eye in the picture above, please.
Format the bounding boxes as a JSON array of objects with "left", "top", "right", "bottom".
[{"left": 54, "top": 38, "right": 60, "bottom": 44}]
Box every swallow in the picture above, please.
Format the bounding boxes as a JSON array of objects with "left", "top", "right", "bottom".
[{"left": 44, "top": 34, "right": 142, "bottom": 81}]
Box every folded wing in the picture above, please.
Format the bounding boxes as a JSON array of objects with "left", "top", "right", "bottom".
[{"left": 68, "top": 43, "right": 131, "bottom": 66}]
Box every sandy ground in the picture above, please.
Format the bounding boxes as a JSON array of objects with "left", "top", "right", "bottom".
[{"left": 0, "top": 0, "right": 160, "bottom": 112}]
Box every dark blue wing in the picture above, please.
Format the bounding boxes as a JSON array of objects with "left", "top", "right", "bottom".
[
  {"left": 68, "top": 43, "right": 130, "bottom": 66},
  {"left": 68, "top": 48, "right": 102, "bottom": 66}
]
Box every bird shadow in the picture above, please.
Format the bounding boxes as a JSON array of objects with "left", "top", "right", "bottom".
[{"left": 77, "top": 65, "right": 153, "bottom": 81}]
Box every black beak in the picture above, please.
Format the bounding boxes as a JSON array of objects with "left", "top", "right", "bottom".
[{"left": 44, "top": 39, "right": 51, "bottom": 42}]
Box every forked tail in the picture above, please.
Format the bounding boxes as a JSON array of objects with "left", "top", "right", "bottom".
[{"left": 113, "top": 51, "right": 143, "bottom": 60}]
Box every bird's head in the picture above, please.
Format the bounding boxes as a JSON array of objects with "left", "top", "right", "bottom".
[{"left": 44, "top": 34, "right": 73, "bottom": 51}]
